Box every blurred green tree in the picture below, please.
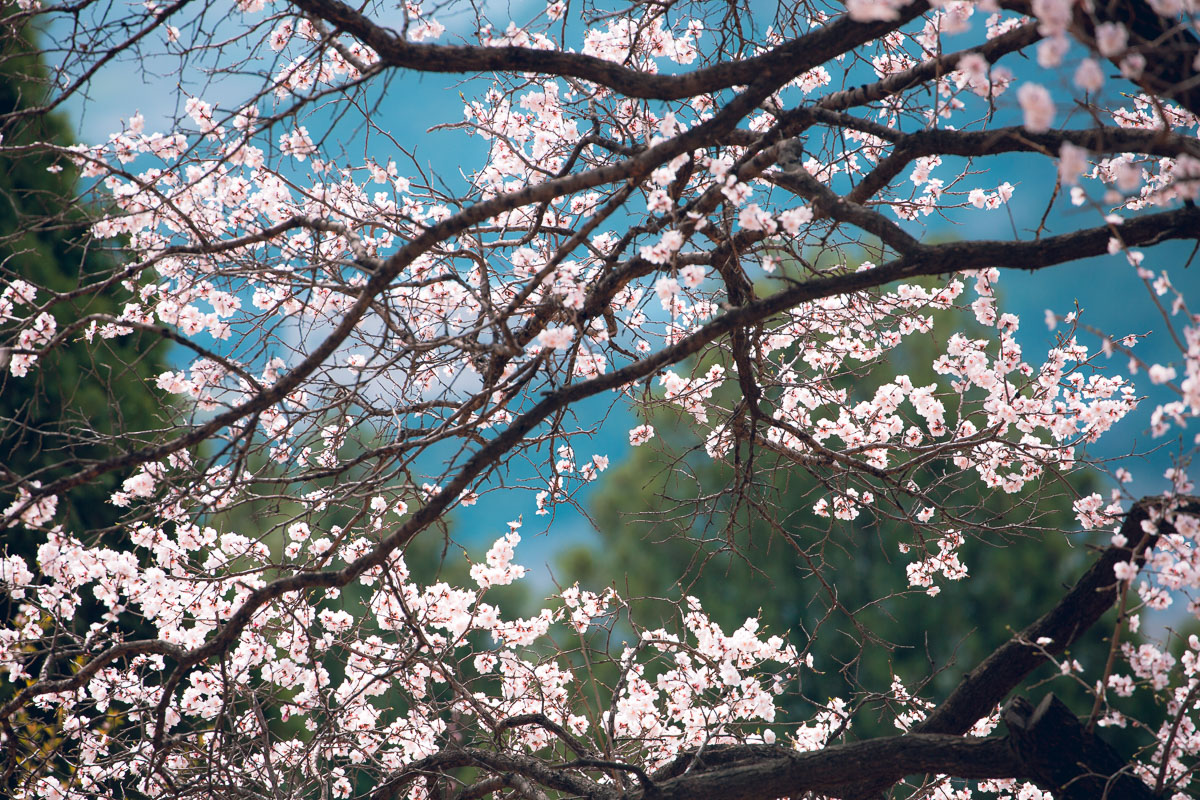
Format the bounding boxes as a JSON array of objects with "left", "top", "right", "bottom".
[{"left": 0, "top": 23, "right": 168, "bottom": 544}]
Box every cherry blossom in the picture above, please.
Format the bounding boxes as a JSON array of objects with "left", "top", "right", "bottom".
[{"left": 2, "top": 0, "right": 1200, "bottom": 798}]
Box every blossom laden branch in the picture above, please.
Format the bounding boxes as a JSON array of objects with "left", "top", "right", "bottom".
[{"left": 3, "top": 1, "right": 1200, "bottom": 798}]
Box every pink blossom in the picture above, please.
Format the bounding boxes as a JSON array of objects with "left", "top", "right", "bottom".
[
  {"left": 654, "top": 276, "right": 681, "bottom": 302},
  {"left": 779, "top": 205, "right": 814, "bottom": 234},
  {"left": 3, "top": 483, "right": 57, "bottom": 529},
  {"left": 1094, "top": 22, "right": 1128, "bottom": 57},
  {"left": 629, "top": 424, "right": 655, "bottom": 446},
  {"left": 845, "top": 0, "right": 907, "bottom": 21},
  {"left": 1017, "top": 82, "right": 1055, "bottom": 133},
  {"left": 1113, "top": 560, "right": 1139, "bottom": 582},
  {"left": 1148, "top": 364, "right": 1177, "bottom": 385},
  {"left": 538, "top": 326, "right": 574, "bottom": 350},
  {"left": 122, "top": 471, "right": 156, "bottom": 498},
  {"left": 737, "top": 203, "right": 777, "bottom": 233},
  {"left": 1032, "top": 0, "right": 1072, "bottom": 36},
  {"left": 279, "top": 126, "right": 316, "bottom": 160},
  {"left": 1059, "top": 142, "right": 1089, "bottom": 185},
  {"left": 1120, "top": 52, "right": 1146, "bottom": 79},
  {"left": 1074, "top": 58, "right": 1105, "bottom": 92},
  {"left": 1037, "top": 36, "right": 1069, "bottom": 68},
  {"left": 680, "top": 264, "right": 706, "bottom": 288}
]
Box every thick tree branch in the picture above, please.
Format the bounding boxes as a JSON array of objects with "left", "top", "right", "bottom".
[
  {"left": 1005, "top": 694, "right": 1159, "bottom": 800},
  {"left": 372, "top": 747, "right": 614, "bottom": 800},
  {"left": 643, "top": 735, "right": 1026, "bottom": 799},
  {"left": 850, "top": 125, "right": 1200, "bottom": 205},
  {"left": 915, "top": 498, "right": 1197, "bottom": 737},
  {"left": 373, "top": 735, "right": 1025, "bottom": 800},
  {"left": 288, "top": 0, "right": 930, "bottom": 101}
]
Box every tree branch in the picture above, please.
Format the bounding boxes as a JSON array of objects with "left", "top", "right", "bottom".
[{"left": 288, "top": 0, "right": 930, "bottom": 101}]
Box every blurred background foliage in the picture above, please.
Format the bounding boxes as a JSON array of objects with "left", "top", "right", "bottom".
[{"left": 0, "top": 22, "right": 169, "bottom": 548}]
